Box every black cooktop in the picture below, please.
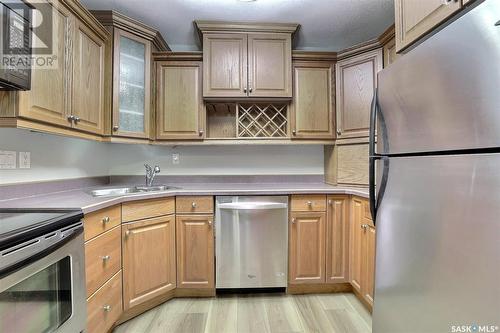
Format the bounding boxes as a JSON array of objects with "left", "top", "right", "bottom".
[{"left": 0, "top": 208, "right": 83, "bottom": 250}]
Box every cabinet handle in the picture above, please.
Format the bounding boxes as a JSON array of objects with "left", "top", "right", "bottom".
[
  {"left": 101, "top": 255, "right": 111, "bottom": 261},
  {"left": 291, "top": 218, "right": 296, "bottom": 224},
  {"left": 199, "top": 130, "right": 204, "bottom": 136},
  {"left": 102, "top": 216, "right": 110, "bottom": 224},
  {"left": 192, "top": 202, "right": 197, "bottom": 208},
  {"left": 67, "top": 115, "right": 75, "bottom": 122},
  {"left": 113, "top": 125, "right": 119, "bottom": 131},
  {"left": 103, "top": 305, "right": 111, "bottom": 312}
]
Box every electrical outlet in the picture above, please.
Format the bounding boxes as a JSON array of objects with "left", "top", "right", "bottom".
[
  {"left": 172, "top": 153, "right": 180, "bottom": 165},
  {"left": 0, "top": 151, "right": 16, "bottom": 169},
  {"left": 19, "top": 152, "right": 31, "bottom": 169}
]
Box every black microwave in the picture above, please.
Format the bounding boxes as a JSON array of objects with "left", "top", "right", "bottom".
[{"left": 0, "top": 0, "right": 32, "bottom": 90}]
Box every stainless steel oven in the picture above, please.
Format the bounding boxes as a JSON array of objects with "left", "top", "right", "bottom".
[{"left": 0, "top": 209, "right": 86, "bottom": 333}]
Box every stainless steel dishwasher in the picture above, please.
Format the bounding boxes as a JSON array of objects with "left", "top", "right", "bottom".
[{"left": 215, "top": 196, "right": 288, "bottom": 289}]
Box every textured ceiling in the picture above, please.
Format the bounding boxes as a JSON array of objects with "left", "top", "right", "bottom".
[{"left": 81, "top": 0, "right": 394, "bottom": 51}]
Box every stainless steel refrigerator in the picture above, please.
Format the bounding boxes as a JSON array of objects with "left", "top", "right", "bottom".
[{"left": 370, "top": 1, "right": 500, "bottom": 332}]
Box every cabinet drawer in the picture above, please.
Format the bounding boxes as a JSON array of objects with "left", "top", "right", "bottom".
[
  {"left": 122, "top": 197, "right": 175, "bottom": 222},
  {"left": 87, "top": 271, "right": 122, "bottom": 333},
  {"left": 176, "top": 196, "right": 214, "bottom": 214},
  {"left": 290, "top": 195, "right": 327, "bottom": 212},
  {"left": 85, "top": 226, "right": 121, "bottom": 297},
  {"left": 83, "top": 205, "right": 121, "bottom": 241}
]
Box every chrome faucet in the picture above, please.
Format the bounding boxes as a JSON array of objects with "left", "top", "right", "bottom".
[{"left": 144, "top": 164, "right": 161, "bottom": 187}]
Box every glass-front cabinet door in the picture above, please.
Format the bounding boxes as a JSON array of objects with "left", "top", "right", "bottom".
[{"left": 112, "top": 29, "right": 151, "bottom": 138}]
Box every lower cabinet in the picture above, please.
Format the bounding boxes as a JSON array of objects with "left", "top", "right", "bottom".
[
  {"left": 122, "top": 214, "right": 176, "bottom": 310},
  {"left": 176, "top": 214, "right": 215, "bottom": 288},
  {"left": 288, "top": 211, "right": 326, "bottom": 284},
  {"left": 350, "top": 197, "right": 376, "bottom": 308},
  {"left": 326, "top": 195, "right": 350, "bottom": 283}
]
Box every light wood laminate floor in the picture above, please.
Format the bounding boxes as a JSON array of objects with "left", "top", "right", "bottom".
[{"left": 114, "top": 293, "right": 372, "bottom": 333}]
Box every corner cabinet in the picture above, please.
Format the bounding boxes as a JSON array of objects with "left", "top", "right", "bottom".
[
  {"left": 156, "top": 58, "right": 205, "bottom": 140},
  {"left": 395, "top": 0, "right": 462, "bottom": 52},
  {"left": 196, "top": 21, "right": 298, "bottom": 99},
  {"left": 290, "top": 61, "right": 335, "bottom": 139},
  {"left": 335, "top": 48, "right": 382, "bottom": 139}
]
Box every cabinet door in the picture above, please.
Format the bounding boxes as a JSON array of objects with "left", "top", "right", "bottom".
[
  {"left": 290, "top": 62, "right": 334, "bottom": 139},
  {"left": 248, "top": 33, "right": 292, "bottom": 98},
  {"left": 156, "top": 61, "right": 204, "bottom": 140},
  {"left": 350, "top": 197, "right": 364, "bottom": 292},
  {"left": 72, "top": 21, "right": 105, "bottom": 135},
  {"left": 176, "top": 215, "right": 214, "bottom": 289},
  {"left": 203, "top": 33, "right": 247, "bottom": 98},
  {"left": 112, "top": 30, "right": 151, "bottom": 138},
  {"left": 335, "top": 49, "right": 382, "bottom": 139},
  {"left": 326, "top": 196, "right": 349, "bottom": 283},
  {"left": 122, "top": 215, "right": 176, "bottom": 310},
  {"left": 18, "top": 1, "right": 72, "bottom": 127},
  {"left": 395, "top": 0, "right": 461, "bottom": 52},
  {"left": 362, "top": 224, "right": 376, "bottom": 307},
  {"left": 289, "top": 212, "right": 326, "bottom": 284}
]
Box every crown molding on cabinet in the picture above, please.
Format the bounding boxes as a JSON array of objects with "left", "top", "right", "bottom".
[
  {"left": 378, "top": 24, "right": 396, "bottom": 47},
  {"left": 60, "top": 0, "right": 110, "bottom": 41},
  {"left": 153, "top": 51, "right": 203, "bottom": 62},
  {"left": 292, "top": 50, "right": 337, "bottom": 62},
  {"left": 91, "top": 10, "right": 170, "bottom": 51}
]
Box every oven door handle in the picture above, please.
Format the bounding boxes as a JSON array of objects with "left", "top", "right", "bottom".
[{"left": 0, "top": 223, "right": 83, "bottom": 278}]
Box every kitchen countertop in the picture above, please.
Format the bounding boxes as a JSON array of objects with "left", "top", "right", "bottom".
[{"left": 0, "top": 182, "right": 369, "bottom": 214}]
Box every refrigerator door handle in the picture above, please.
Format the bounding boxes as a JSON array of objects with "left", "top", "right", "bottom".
[{"left": 369, "top": 89, "right": 389, "bottom": 225}]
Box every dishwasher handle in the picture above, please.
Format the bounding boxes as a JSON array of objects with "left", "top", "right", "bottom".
[{"left": 217, "top": 202, "right": 288, "bottom": 210}]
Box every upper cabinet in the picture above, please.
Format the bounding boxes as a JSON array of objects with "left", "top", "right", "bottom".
[
  {"left": 395, "top": 0, "right": 462, "bottom": 52},
  {"left": 8, "top": 0, "right": 109, "bottom": 136},
  {"left": 290, "top": 59, "right": 335, "bottom": 139},
  {"left": 335, "top": 48, "right": 382, "bottom": 140},
  {"left": 91, "top": 10, "right": 169, "bottom": 139},
  {"left": 196, "top": 21, "right": 298, "bottom": 99},
  {"left": 155, "top": 55, "right": 205, "bottom": 140}
]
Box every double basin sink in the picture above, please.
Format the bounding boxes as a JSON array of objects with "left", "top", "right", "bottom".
[{"left": 89, "top": 185, "right": 178, "bottom": 197}]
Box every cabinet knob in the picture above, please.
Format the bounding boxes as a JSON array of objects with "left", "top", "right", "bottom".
[
  {"left": 291, "top": 218, "right": 296, "bottom": 224},
  {"left": 243, "top": 87, "right": 247, "bottom": 93},
  {"left": 361, "top": 224, "right": 368, "bottom": 230},
  {"left": 292, "top": 129, "right": 296, "bottom": 136},
  {"left": 249, "top": 87, "right": 253, "bottom": 93},
  {"left": 102, "top": 216, "right": 110, "bottom": 224},
  {"left": 101, "top": 255, "right": 111, "bottom": 261},
  {"left": 307, "top": 201, "right": 312, "bottom": 206},
  {"left": 103, "top": 305, "right": 111, "bottom": 312},
  {"left": 125, "top": 230, "right": 130, "bottom": 237},
  {"left": 328, "top": 200, "right": 332, "bottom": 205},
  {"left": 192, "top": 202, "right": 197, "bottom": 208},
  {"left": 199, "top": 130, "right": 204, "bottom": 136},
  {"left": 67, "top": 115, "right": 75, "bottom": 122},
  {"left": 74, "top": 116, "right": 80, "bottom": 124},
  {"left": 208, "top": 220, "right": 212, "bottom": 226},
  {"left": 336, "top": 129, "right": 342, "bottom": 136},
  {"left": 113, "top": 125, "right": 119, "bottom": 131}
]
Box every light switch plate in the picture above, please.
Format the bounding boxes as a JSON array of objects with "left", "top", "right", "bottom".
[
  {"left": 172, "top": 153, "right": 180, "bottom": 165},
  {"left": 19, "top": 152, "right": 31, "bottom": 169},
  {"left": 0, "top": 151, "right": 16, "bottom": 169}
]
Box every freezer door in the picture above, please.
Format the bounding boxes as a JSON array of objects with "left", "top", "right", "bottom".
[
  {"left": 373, "top": 154, "right": 500, "bottom": 333},
  {"left": 377, "top": 0, "right": 500, "bottom": 155}
]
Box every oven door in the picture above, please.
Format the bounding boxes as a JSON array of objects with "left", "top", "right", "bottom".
[{"left": 0, "top": 227, "right": 86, "bottom": 333}]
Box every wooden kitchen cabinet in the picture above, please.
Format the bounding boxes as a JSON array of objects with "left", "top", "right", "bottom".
[
  {"left": 289, "top": 211, "right": 326, "bottom": 284},
  {"left": 86, "top": 271, "right": 123, "bottom": 333},
  {"left": 247, "top": 33, "right": 292, "bottom": 98},
  {"left": 156, "top": 60, "right": 205, "bottom": 139},
  {"left": 350, "top": 197, "right": 376, "bottom": 310},
  {"left": 196, "top": 22, "right": 298, "bottom": 99},
  {"left": 290, "top": 61, "right": 334, "bottom": 139},
  {"left": 335, "top": 48, "right": 382, "bottom": 139},
  {"left": 395, "top": 0, "right": 461, "bottom": 52},
  {"left": 72, "top": 20, "right": 106, "bottom": 135},
  {"left": 122, "top": 214, "right": 176, "bottom": 310},
  {"left": 176, "top": 215, "right": 215, "bottom": 289},
  {"left": 202, "top": 33, "right": 248, "bottom": 98},
  {"left": 326, "top": 195, "right": 350, "bottom": 283}
]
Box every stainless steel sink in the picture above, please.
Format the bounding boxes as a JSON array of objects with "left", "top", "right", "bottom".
[{"left": 89, "top": 185, "right": 177, "bottom": 197}]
